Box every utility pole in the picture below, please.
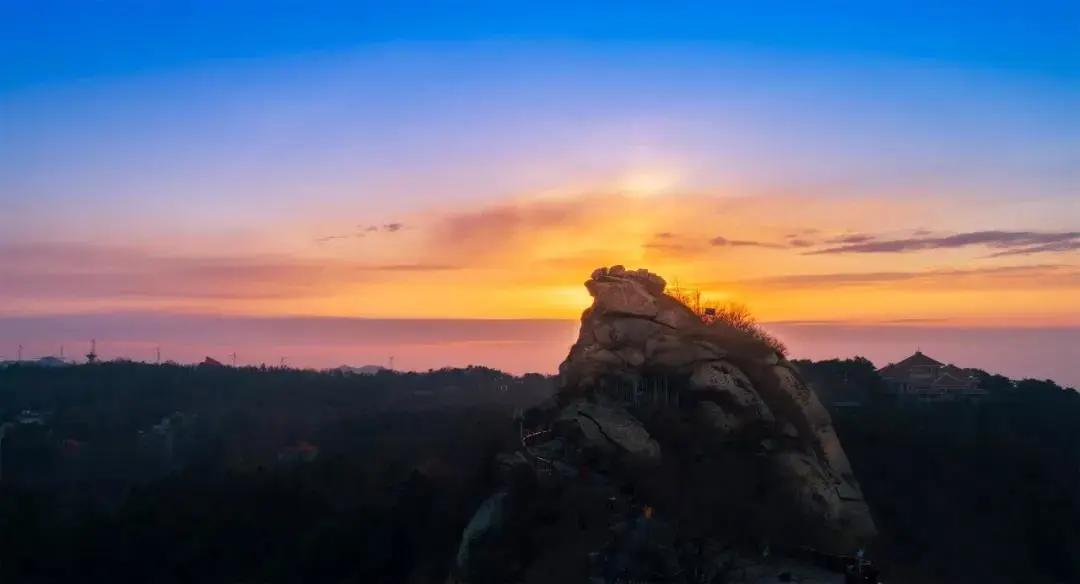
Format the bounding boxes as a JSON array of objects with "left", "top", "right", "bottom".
[
  {"left": 156, "top": 347, "right": 161, "bottom": 364},
  {"left": 389, "top": 355, "right": 395, "bottom": 370},
  {"left": 231, "top": 352, "right": 237, "bottom": 367},
  {"left": 60, "top": 345, "right": 65, "bottom": 360}
]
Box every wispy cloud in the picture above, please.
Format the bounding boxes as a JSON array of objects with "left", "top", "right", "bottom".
[
  {"left": 708, "top": 264, "right": 1079, "bottom": 290},
  {"left": 372, "top": 263, "right": 460, "bottom": 272},
  {"left": 0, "top": 243, "right": 460, "bottom": 303},
  {"left": 317, "top": 222, "right": 407, "bottom": 244},
  {"left": 425, "top": 196, "right": 595, "bottom": 263},
  {"left": 987, "top": 240, "right": 1080, "bottom": 257},
  {"left": 314, "top": 234, "right": 357, "bottom": 244},
  {"left": 710, "top": 236, "right": 786, "bottom": 249},
  {"left": 824, "top": 233, "right": 876, "bottom": 244},
  {"left": 807, "top": 230, "right": 1080, "bottom": 255}
]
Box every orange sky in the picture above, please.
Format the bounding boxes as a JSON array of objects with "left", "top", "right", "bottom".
[{"left": 3, "top": 187, "right": 1076, "bottom": 327}]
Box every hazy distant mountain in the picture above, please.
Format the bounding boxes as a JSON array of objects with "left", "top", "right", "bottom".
[
  {"left": 33, "top": 356, "right": 71, "bottom": 368},
  {"left": 0, "top": 356, "right": 71, "bottom": 368},
  {"left": 330, "top": 365, "right": 386, "bottom": 375}
]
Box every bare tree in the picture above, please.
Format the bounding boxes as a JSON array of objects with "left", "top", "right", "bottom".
[
  {"left": 666, "top": 286, "right": 788, "bottom": 356},
  {"left": 705, "top": 301, "right": 788, "bottom": 356}
]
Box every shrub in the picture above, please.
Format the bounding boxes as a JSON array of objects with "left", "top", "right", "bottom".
[{"left": 665, "top": 282, "right": 787, "bottom": 356}]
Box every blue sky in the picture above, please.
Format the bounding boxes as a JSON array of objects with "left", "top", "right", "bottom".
[
  {"left": 3, "top": 1, "right": 1078, "bottom": 89},
  {"left": 2, "top": 1, "right": 1076, "bottom": 247},
  {"left": 0, "top": 1, "right": 1077, "bottom": 379}
]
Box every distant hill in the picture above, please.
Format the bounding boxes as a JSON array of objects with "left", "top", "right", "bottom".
[
  {"left": 0, "top": 356, "right": 71, "bottom": 368},
  {"left": 329, "top": 364, "right": 387, "bottom": 375}
]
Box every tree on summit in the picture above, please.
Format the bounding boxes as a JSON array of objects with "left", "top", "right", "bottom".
[{"left": 666, "top": 281, "right": 787, "bottom": 356}]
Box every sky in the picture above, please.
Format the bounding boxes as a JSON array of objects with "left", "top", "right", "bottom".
[{"left": 1, "top": 2, "right": 1078, "bottom": 383}]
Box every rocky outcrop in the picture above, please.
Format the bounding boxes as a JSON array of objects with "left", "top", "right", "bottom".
[
  {"left": 558, "top": 266, "right": 875, "bottom": 549},
  {"left": 557, "top": 399, "right": 662, "bottom": 464},
  {"left": 455, "top": 491, "right": 508, "bottom": 571},
  {"left": 453, "top": 266, "right": 878, "bottom": 583}
]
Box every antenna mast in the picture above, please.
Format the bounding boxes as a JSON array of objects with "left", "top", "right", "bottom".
[{"left": 86, "top": 339, "right": 98, "bottom": 364}]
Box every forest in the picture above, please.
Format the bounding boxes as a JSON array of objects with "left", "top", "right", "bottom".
[
  {"left": 798, "top": 358, "right": 1080, "bottom": 583},
  {"left": 0, "top": 359, "right": 1077, "bottom": 583}
]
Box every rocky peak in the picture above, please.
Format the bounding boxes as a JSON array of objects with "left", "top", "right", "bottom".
[
  {"left": 560, "top": 265, "right": 772, "bottom": 393},
  {"left": 561, "top": 265, "right": 874, "bottom": 543},
  {"left": 455, "top": 265, "right": 879, "bottom": 583}
]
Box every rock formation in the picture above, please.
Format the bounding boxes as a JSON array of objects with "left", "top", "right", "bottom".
[{"left": 453, "top": 266, "right": 877, "bottom": 583}]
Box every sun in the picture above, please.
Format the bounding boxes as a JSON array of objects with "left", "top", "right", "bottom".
[{"left": 617, "top": 169, "right": 680, "bottom": 198}]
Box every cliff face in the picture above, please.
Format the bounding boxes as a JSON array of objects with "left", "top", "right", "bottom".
[
  {"left": 455, "top": 266, "right": 877, "bottom": 583},
  {"left": 559, "top": 266, "right": 875, "bottom": 545}
]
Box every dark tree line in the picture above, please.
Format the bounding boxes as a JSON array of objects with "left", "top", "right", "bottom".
[
  {"left": 0, "top": 363, "right": 550, "bottom": 583},
  {"left": 798, "top": 358, "right": 1080, "bottom": 584},
  {"left": 0, "top": 360, "right": 1078, "bottom": 583}
]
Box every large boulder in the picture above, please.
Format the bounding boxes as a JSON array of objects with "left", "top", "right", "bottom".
[
  {"left": 695, "top": 400, "right": 743, "bottom": 436},
  {"left": 644, "top": 334, "right": 726, "bottom": 370},
  {"left": 594, "top": 315, "right": 669, "bottom": 348},
  {"left": 557, "top": 398, "right": 662, "bottom": 465},
  {"left": 585, "top": 265, "right": 661, "bottom": 317}
]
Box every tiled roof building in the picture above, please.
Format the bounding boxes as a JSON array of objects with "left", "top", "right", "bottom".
[{"left": 878, "top": 351, "right": 987, "bottom": 401}]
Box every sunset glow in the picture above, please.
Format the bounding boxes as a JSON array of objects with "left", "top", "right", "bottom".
[
  {"left": 3, "top": 190, "right": 1072, "bottom": 325},
  {"left": 1, "top": 3, "right": 1077, "bottom": 382}
]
